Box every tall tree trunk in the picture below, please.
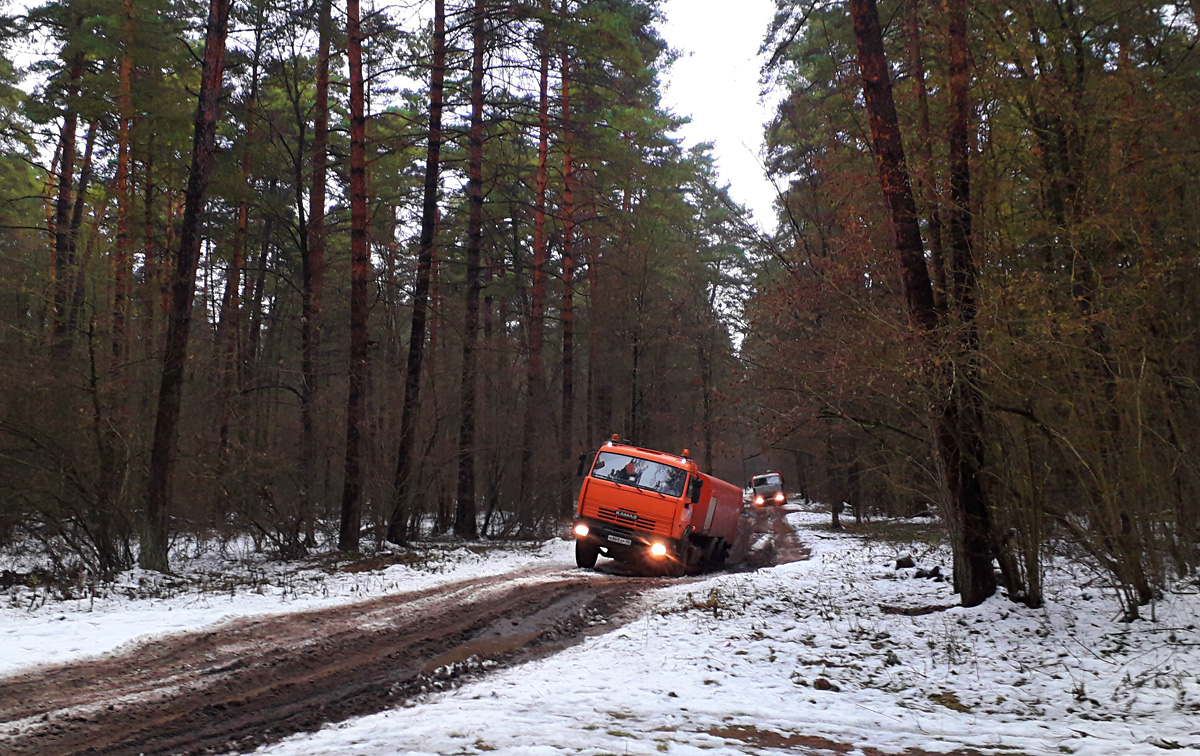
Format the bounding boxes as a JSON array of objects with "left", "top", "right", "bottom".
[
  {"left": 847, "top": 0, "right": 935, "bottom": 327},
  {"left": 43, "top": 139, "right": 62, "bottom": 244},
  {"left": 141, "top": 134, "right": 157, "bottom": 351},
  {"left": 61, "top": 119, "right": 97, "bottom": 339},
  {"left": 50, "top": 46, "right": 85, "bottom": 355},
  {"left": 429, "top": 208, "right": 440, "bottom": 358},
  {"left": 242, "top": 196, "right": 274, "bottom": 398},
  {"left": 112, "top": 0, "right": 135, "bottom": 362},
  {"left": 218, "top": 17, "right": 263, "bottom": 460},
  {"left": 585, "top": 220, "right": 601, "bottom": 443},
  {"left": 848, "top": 0, "right": 995, "bottom": 606},
  {"left": 70, "top": 188, "right": 107, "bottom": 336},
  {"left": 940, "top": 0, "right": 997, "bottom": 606},
  {"left": 339, "top": 0, "right": 369, "bottom": 552},
  {"left": 905, "top": 2, "right": 945, "bottom": 308},
  {"left": 520, "top": 0, "right": 552, "bottom": 513},
  {"left": 142, "top": 0, "right": 233, "bottom": 573},
  {"left": 388, "top": 0, "right": 445, "bottom": 545},
  {"left": 142, "top": 0, "right": 231, "bottom": 573},
  {"left": 455, "top": 0, "right": 486, "bottom": 538},
  {"left": 159, "top": 193, "right": 181, "bottom": 322},
  {"left": 302, "top": 0, "right": 332, "bottom": 529},
  {"left": 559, "top": 10, "right": 576, "bottom": 517},
  {"left": 699, "top": 334, "right": 714, "bottom": 473}
]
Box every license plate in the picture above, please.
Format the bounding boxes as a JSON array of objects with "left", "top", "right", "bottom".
[{"left": 607, "top": 535, "right": 632, "bottom": 546}]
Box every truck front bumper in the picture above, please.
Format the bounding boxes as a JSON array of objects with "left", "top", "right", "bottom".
[{"left": 573, "top": 517, "right": 679, "bottom": 561}]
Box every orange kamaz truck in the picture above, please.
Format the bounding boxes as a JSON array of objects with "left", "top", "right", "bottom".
[{"left": 572, "top": 435, "right": 744, "bottom": 575}]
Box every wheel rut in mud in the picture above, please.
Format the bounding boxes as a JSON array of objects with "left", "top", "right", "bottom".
[{"left": 0, "top": 506, "right": 806, "bottom": 756}]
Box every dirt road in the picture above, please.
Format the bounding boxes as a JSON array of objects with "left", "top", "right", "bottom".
[{"left": 0, "top": 505, "right": 803, "bottom": 756}]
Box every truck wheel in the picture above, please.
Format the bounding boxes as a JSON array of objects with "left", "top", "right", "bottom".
[
  {"left": 701, "top": 538, "right": 721, "bottom": 571},
  {"left": 663, "top": 556, "right": 686, "bottom": 578},
  {"left": 575, "top": 539, "right": 600, "bottom": 569}
]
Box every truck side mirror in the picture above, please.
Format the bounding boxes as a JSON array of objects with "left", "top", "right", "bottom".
[
  {"left": 688, "top": 477, "right": 702, "bottom": 505},
  {"left": 576, "top": 451, "right": 590, "bottom": 477}
]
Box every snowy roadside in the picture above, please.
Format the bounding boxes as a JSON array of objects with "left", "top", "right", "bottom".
[
  {"left": 1, "top": 539, "right": 567, "bottom": 677},
  {"left": 5, "top": 507, "right": 1200, "bottom": 756}
]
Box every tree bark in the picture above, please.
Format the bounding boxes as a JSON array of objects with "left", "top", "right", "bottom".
[
  {"left": 69, "top": 188, "right": 107, "bottom": 336},
  {"left": 940, "top": 0, "right": 997, "bottom": 607},
  {"left": 142, "top": 0, "right": 233, "bottom": 573},
  {"left": 141, "top": 134, "right": 157, "bottom": 350},
  {"left": 847, "top": 0, "right": 935, "bottom": 329},
  {"left": 217, "top": 16, "right": 263, "bottom": 460},
  {"left": 43, "top": 139, "right": 62, "bottom": 245},
  {"left": 302, "top": 0, "right": 332, "bottom": 528},
  {"left": 520, "top": 0, "right": 552, "bottom": 513},
  {"left": 242, "top": 194, "right": 274, "bottom": 386},
  {"left": 699, "top": 335, "right": 714, "bottom": 473},
  {"left": 339, "top": 0, "right": 369, "bottom": 552},
  {"left": 905, "top": 2, "right": 945, "bottom": 309},
  {"left": 50, "top": 46, "right": 84, "bottom": 355},
  {"left": 388, "top": 0, "right": 446, "bottom": 545},
  {"left": 63, "top": 119, "right": 97, "bottom": 335},
  {"left": 585, "top": 219, "right": 603, "bottom": 443},
  {"left": 455, "top": 0, "right": 486, "bottom": 539},
  {"left": 112, "top": 0, "right": 134, "bottom": 362},
  {"left": 559, "top": 7, "right": 576, "bottom": 517}
]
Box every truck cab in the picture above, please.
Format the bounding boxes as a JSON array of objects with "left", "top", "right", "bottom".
[
  {"left": 573, "top": 436, "right": 743, "bottom": 575},
  {"left": 749, "top": 471, "right": 786, "bottom": 506}
]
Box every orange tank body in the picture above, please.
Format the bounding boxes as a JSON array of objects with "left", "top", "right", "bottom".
[{"left": 572, "top": 436, "right": 745, "bottom": 574}]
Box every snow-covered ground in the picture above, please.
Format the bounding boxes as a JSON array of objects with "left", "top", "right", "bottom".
[{"left": 4, "top": 506, "right": 1199, "bottom": 756}]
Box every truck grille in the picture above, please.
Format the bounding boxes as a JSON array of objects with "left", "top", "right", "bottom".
[{"left": 597, "top": 506, "right": 660, "bottom": 534}]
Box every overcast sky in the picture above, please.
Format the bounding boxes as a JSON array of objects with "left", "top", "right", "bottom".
[{"left": 658, "top": 0, "right": 781, "bottom": 229}]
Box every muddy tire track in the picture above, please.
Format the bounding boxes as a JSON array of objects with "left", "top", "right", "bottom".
[
  {"left": 729, "top": 502, "right": 811, "bottom": 569},
  {"left": 0, "top": 510, "right": 806, "bottom": 756}
]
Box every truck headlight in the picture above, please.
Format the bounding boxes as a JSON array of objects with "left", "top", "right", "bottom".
[
  {"left": 649, "top": 542, "right": 667, "bottom": 557},
  {"left": 754, "top": 495, "right": 764, "bottom": 505},
  {"left": 574, "top": 523, "right": 589, "bottom": 537},
  {"left": 774, "top": 492, "right": 785, "bottom": 502}
]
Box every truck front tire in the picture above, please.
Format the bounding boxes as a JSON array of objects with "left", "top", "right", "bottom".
[{"left": 575, "top": 539, "right": 600, "bottom": 569}]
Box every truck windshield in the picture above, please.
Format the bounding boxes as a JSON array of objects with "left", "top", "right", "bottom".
[
  {"left": 753, "top": 473, "right": 782, "bottom": 487},
  {"left": 591, "top": 451, "right": 687, "bottom": 498}
]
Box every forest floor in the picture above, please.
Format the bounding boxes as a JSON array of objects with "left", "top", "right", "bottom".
[{"left": 2, "top": 504, "right": 1198, "bottom": 756}]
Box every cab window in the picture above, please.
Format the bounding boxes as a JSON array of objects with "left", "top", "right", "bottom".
[{"left": 591, "top": 451, "right": 687, "bottom": 498}]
